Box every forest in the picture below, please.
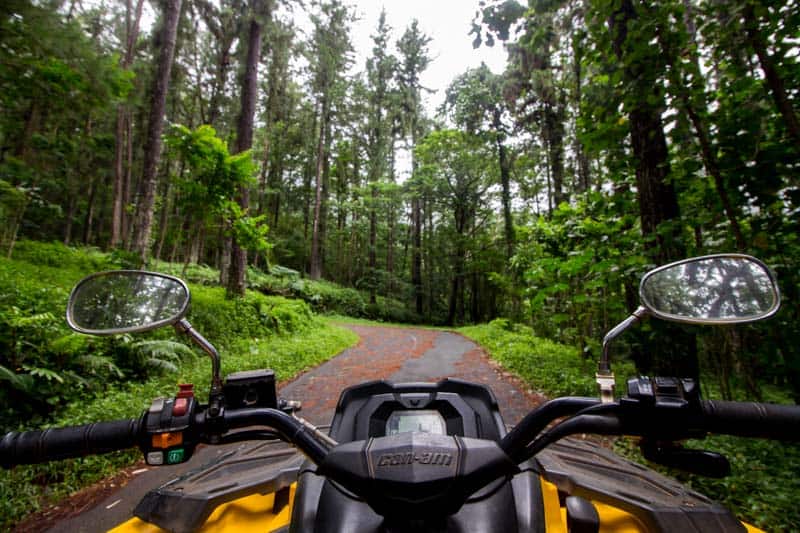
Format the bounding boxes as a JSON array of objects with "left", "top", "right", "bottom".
[
  {"left": 2, "top": 0, "right": 798, "bottom": 399},
  {"left": 0, "top": 0, "right": 799, "bottom": 528}
]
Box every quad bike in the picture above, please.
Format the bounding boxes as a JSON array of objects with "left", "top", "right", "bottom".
[{"left": 1, "top": 254, "right": 798, "bottom": 532}]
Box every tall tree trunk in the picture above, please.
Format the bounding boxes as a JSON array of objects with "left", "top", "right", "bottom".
[
  {"left": 411, "top": 126, "right": 423, "bottom": 315},
  {"left": 227, "top": 2, "right": 264, "bottom": 297},
  {"left": 494, "top": 114, "right": 515, "bottom": 259},
  {"left": 369, "top": 184, "right": 377, "bottom": 304},
  {"left": 63, "top": 196, "right": 76, "bottom": 246},
  {"left": 122, "top": 113, "right": 135, "bottom": 249},
  {"left": 83, "top": 177, "right": 97, "bottom": 245},
  {"left": 545, "top": 100, "right": 566, "bottom": 207},
  {"left": 309, "top": 99, "right": 328, "bottom": 280},
  {"left": 131, "top": 0, "right": 182, "bottom": 264},
  {"left": 111, "top": 107, "right": 127, "bottom": 248},
  {"left": 572, "top": 39, "right": 591, "bottom": 192},
  {"left": 111, "top": 0, "right": 145, "bottom": 249},
  {"left": 387, "top": 140, "right": 396, "bottom": 293},
  {"left": 611, "top": 0, "right": 696, "bottom": 380},
  {"left": 742, "top": 3, "right": 800, "bottom": 150},
  {"left": 208, "top": 45, "right": 232, "bottom": 128}
]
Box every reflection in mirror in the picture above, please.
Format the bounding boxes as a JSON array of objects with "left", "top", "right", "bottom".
[
  {"left": 69, "top": 271, "right": 189, "bottom": 333},
  {"left": 639, "top": 256, "right": 778, "bottom": 323}
]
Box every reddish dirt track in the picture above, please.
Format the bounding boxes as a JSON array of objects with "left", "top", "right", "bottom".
[{"left": 22, "top": 323, "right": 545, "bottom": 533}]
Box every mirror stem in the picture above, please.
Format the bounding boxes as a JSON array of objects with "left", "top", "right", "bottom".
[
  {"left": 174, "top": 319, "right": 224, "bottom": 404},
  {"left": 597, "top": 306, "right": 648, "bottom": 403}
]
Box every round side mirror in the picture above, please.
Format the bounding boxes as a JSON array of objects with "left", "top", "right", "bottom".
[
  {"left": 639, "top": 254, "right": 780, "bottom": 325},
  {"left": 67, "top": 271, "right": 190, "bottom": 335}
]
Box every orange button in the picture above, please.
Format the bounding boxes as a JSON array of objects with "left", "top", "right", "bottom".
[{"left": 152, "top": 432, "right": 183, "bottom": 449}]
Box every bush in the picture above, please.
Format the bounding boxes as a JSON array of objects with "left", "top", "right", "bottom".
[{"left": 189, "top": 286, "right": 314, "bottom": 346}]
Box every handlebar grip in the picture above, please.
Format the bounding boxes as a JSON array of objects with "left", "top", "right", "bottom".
[
  {"left": 701, "top": 400, "right": 800, "bottom": 440},
  {"left": 0, "top": 418, "right": 142, "bottom": 467}
]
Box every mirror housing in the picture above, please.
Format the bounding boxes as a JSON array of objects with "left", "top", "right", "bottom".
[
  {"left": 67, "top": 270, "right": 224, "bottom": 409},
  {"left": 597, "top": 254, "right": 780, "bottom": 403},
  {"left": 638, "top": 254, "right": 780, "bottom": 325},
  {"left": 67, "top": 271, "right": 190, "bottom": 335}
]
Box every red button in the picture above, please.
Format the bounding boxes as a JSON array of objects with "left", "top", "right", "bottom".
[{"left": 173, "top": 397, "right": 188, "bottom": 416}]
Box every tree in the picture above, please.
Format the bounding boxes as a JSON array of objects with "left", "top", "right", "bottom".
[
  {"left": 396, "top": 20, "right": 432, "bottom": 314},
  {"left": 227, "top": 0, "right": 273, "bottom": 297},
  {"left": 365, "top": 10, "right": 396, "bottom": 303},
  {"left": 110, "top": 0, "right": 145, "bottom": 249},
  {"left": 131, "top": 0, "right": 183, "bottom": 263},
  {"left": 307, "top": 0, "right": 353, "bottom": 280},
  {"left": 597, "top": 0, "right": 696, "bottom": 379},
  {"left": 444, "top": 64, "right": 515, "bottom": 260},
  {"left": 416, "top": 130, "right": 495, "bottom": 325}
]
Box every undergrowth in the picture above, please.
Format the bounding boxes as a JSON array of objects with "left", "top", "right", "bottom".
[{"left": 149, "top": 259, "right": 420, "bottom": 324}]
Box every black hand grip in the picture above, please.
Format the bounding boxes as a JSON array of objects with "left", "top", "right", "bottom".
[
  {"left": 701, "top": 400, "right": 800, "bottom": 441},
  {"left": 0, "top": 418, "right": 142, "bottom": 467}
]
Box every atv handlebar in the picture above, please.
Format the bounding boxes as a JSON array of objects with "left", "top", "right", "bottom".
[
  {"left": 0, "top": 418, "right": 142, "bottom": 468},
  {"left": 3, "top": 391, "right": 800, "bottom": 469},
  {"left": 701, "top": 400, "right": 800, "bottom": 440},
  {"left": 222, "top": 408, "right": 329, "bottom": 463}
]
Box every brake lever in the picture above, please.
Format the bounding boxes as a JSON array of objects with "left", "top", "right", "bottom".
[{"left": 640, "top": 440, "right": 730, "bottom": 478}]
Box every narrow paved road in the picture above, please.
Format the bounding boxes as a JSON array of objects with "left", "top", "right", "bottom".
[
  {"left": 280, "top": 324, "right": 543, "bottom": 426},
  {"left": 36, "top": 324, "right": 543, "bottom": 532}
]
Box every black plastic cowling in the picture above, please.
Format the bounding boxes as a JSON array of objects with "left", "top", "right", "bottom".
[{"left": 0, "top": 418, "right": 142, "bottom": 468}]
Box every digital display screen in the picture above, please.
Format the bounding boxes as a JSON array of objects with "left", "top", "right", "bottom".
[{"left": 385, "top": 410, "right": 446, "bottom": 436}]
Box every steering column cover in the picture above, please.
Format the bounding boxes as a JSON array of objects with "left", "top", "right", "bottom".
[{"left": 317, "top": 432, "right": 518, "bottom": 518}]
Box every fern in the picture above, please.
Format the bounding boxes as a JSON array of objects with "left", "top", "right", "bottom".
[
  {"left": 0, "top": 364, "right": 33, "bottom": 393},
  {"left": 22, "top": 365, "right": 64, "bottom": 383},
  {"left": 130, "top": 340, "right": 195, "bottom": 374},
  {"left": 145, "top": 358, "right": 178, "bottom": 373},
  {"left": 76, "top": 354, "right": 124, "bottom": 379}
]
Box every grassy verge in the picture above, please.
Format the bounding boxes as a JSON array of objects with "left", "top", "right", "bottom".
[{"left": 458, "top": 319, "right": 635, "bottom": 397}]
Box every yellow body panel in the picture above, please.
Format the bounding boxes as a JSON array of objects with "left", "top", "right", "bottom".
[
  {"left": 109, "top": 479, "right": 763, "bottom": 532},
  {"left": 538, "top": 478, "right": 764, "bottom": 533},
  {"left": 108, "top": 483, "right": 295, "bottom": 533},
  {"left": 540, "top": 478, "right": 645, "bottom": 533}
]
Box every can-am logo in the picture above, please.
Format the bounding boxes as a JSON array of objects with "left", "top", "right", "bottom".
[{"left": 377, "top": 452, "right": 453, "bottom": 467}]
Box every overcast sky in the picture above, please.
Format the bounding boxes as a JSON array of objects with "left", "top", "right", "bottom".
[
  {"left": 292, "top": 0, "right": 509, "bottom": 115},
  {"left": 349, "top": 1, "right": 507, "bottom": 113}
]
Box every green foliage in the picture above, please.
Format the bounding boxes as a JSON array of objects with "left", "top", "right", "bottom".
[
  {"left": 165, "top": 124, "right": 270, "bottom": 258},
  {"left": 459, "top": 320, "right": 635, "bottom": 397},
  {"left": 0, "top": 0, "right": 131, "bottom": 243},
  {"left": 512, "top": 194, "right": 646, "bottom": 355}
]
